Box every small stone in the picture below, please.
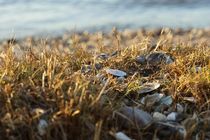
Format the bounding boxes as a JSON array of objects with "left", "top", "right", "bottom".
[
  {"left": 115, "top": 132, "right": 132, "bottom": 140},
  {"left": 153, "top": 112, "right": 167, "bottom": 121},
  {"left": 159, "top": 96, "right": 173, "bottom": 106},
  {"left": 38, "top": 119, "right": 48, "bottom": 136},
  {"left": 167, "top": 112, "right": 178, "bottom": 121}
]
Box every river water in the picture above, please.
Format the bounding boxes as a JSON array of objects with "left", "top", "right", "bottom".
[{"left": 1, "top": 0, "right": 210, "bottom": 39}]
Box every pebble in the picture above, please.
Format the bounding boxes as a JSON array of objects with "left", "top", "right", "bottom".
[
  {"left": 38, "top": 119, "right": 48, "bottom": 136},
  {"left": 115, "top": 132, "right": 132, "bottom": 140},
  {"left": 167, "top": 112, "right": 178, "bottom": 121},
  {"left": 159, "top": 96, "right": 173, "bottom": 106},
  {"left": 153, "top": 112, "right": 167, "bottom": 121}
]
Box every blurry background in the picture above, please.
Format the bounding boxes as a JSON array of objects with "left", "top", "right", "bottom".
[{"left": 0, "top": 0, "right": 210, "bottom": 39}]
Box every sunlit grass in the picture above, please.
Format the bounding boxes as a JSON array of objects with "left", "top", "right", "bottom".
[{"left": 0, "top": 28, "right": 209, "bottom": 139}]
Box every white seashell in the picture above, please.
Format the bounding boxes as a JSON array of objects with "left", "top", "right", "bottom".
[
  {"left": 38, "top": 119, "right": 48, "bottom": 136},
  {"left": 106, "top": 69, "right": 127, "bottom": 77},
  {"left": 138, "top": 82, "right": 160, "bottom": 94},
  {"left": 115, "top": 132, "right": 132, "bottom": 140}
]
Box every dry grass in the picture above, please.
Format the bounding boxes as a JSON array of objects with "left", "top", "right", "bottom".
[{"left": 0, "top": 28, "right": 209, "bottom": 140}]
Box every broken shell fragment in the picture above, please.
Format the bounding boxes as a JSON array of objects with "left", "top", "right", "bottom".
[
  {"left": 115, "top": 132, "right": 132, "bottom": 140},
  {"left": 140, "top": 93, "right": 165, "bottom": 107},
  {"left": 146, "top": 51, "right": 173, "bottom": 65},
  {"left": 137, "top": 82, "right": 160, "bottom": 94},
  {"left": 38, "top": 119, "right": 48, "bottom": 136},
  {"left": 117, "top": 106, "right": 153, "bottom": 128},
  {"left": 106, "top": 69, "right": 127, "bottom": 77}
]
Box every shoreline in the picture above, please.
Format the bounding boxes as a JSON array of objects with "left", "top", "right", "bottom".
[{"left": 1, "top": 27, "right": 210, "bottom": 41}]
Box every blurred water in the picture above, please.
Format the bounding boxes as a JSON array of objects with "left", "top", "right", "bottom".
[{"left": 0, "top": 0, "right": 210, "bottom": 39}]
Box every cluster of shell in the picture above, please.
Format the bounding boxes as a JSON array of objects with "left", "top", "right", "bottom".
[{"left": 80, "top": 50, "right": 208, "bottom": 140}]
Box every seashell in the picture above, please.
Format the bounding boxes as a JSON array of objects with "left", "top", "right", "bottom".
[
  {"left": 137, "top": 82, "right": 160, "bottom": 94},
  {"left": 96, "top": 53, "right": 109, "bottom": 60},
  {"left": 115, "top": 132, "right": 132, "bottom": 140},
  {"left": 153, "top": 112, "right": 167, "bottom": 121},
  {"left": 136, "top": 55, "right": 146, "bottom": 65},
  {"left": 106, "top": 69, "right": 127, "bottom": 77},
  {"left": 146, "top": 51, "right": 173, "bottom": 65},
  {"left": 38, "top": 119, "right": 48, "bottom": 136},
  {"left": 152, "top": 121, "right": 186, "bottom": 140},
  {"left": 140, "top": 93, "right": 165, "bottom": 107},
  {"left": 183, "top": 97, "right": 196, "bottom": 103},
  {"left": 159, "top": 96, "right": 173, "bottom": 106},
  {"left": 117, "top": 106, "right": 153, "bottom": 128}
]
